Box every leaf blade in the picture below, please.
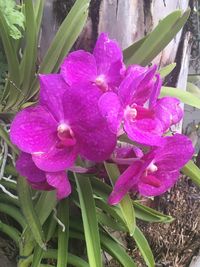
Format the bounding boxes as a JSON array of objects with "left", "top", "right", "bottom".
[{"left": 75, "top": 174, "right": 103, "bottom": 267}]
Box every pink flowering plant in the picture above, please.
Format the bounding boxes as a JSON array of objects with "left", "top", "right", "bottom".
[
  {"left": 0, "top": 1, "right": 200, "bottom": 267},
  {"left": 10, "top": 33, "right": 194, "bottom": 202}
]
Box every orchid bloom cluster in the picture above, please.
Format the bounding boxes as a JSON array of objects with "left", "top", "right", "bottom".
[{"left": 10, "top": 33, "right": 194, "bottom": 204}]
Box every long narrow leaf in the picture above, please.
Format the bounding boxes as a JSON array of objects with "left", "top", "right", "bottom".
[
  {"left": 17, "top": 176, "right": 46, "bottom": 249},
  {"left": 34, "top": 0, "right": 45, "bottom": 35},
  {"left": 182, "top": 160, "right": 200, "bottom": 187},
  {"left": 75, "top": 173, "right": 103, "bottom": 267},
  {"left": 35, "top": 191, "right": 57, "bottom": 225},
  {"left": 133, "top": 226, "right": 155, "bottom": 267},
  {"left": 0, "top": 203, "right": 26, "bottom": 228},
  {"left": 0, "top": 9, "right": 20, "bottom": 85},
  {"left": 28, "top": 0, "right": 90, "bottom": 100},
  {"left": 133, "top": 201, "right": 173, "bottom": 223},
  {"left": 159, "top": 63, "right": 176, "bottom": 78},
  {"left": 100, "top": 231, "right": 137, "bottom": 267},
  {"left": 57, "top": 198, "right": 69, "bottom": 267},
  {"left": 70, "top": 219, "right": 136, "bottom": 267},
  {"left": 124, "top": 9, "right": 190, "bottom": 66},
  {"left": 10, "top": 0, "right": 38, "bottom": 109},
  {"left": 0, "top": 220, "right": 20, "bottom": 245}
]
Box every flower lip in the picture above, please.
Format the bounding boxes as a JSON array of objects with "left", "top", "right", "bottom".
[
  {"left": 141, "top": 174, "right": 161, "bottom": 188},
  {"left": 57, "top": 123, "right": 76, "bottom": 147}
]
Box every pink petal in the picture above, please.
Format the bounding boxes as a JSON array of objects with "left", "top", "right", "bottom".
[
  {"left": 124, "top": 118, "right": 164, "bottom": 146},
  {"left": 107, "top": 60, "right": 125, "bottom": 90},
  {"left": 31, "top": 182, "right": 53, "bottom": 191},
  {"left": 154, "top": 97, "right": 183, "bottom": 130},
  {"left": 98, "top": 92, "right": 123, "bottom": 133},
  {"left": 93, "top": 33, "right": 123, "bottom": 75},
  {"left": 32, "top": 146, "right": 77, "bottom": 172},
  {"left": 46, "top": 171, "right": 71, "bottom": 199},
  {"left": 119, "top": 65, "right": 157, "bottom": 106},
  {"left": 61, "top": 50, "right": 97, "bottom": 85},
  {"left": 10, "top": 106, "right": 57, "bottom": 154},
  {"left": 149, "top": 74, "right": 162, "bottom": 108},
  {"left": 39, "top": 74, "right": 68, "bottom": 121},
  {"left": 118, "top": 71, "right": 146, "bottom": 106},
  {"left": 16, "top": 153, "right": 46, "bottom": 183},
  {"left": 108, "top": 160, "right": 145, "bottom": 205},
  {"left": 154, "top": 134, "right": 194, "bottom": 171},
  {"left": 63, "top": 82, "right": 116, "bottom": 162}
]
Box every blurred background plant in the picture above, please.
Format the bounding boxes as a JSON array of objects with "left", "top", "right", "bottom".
[{"left": 0, "top": 1, "right": 200, "bottom": 267}]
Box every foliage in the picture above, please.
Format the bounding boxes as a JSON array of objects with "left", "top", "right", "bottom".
[{"left": 0, "top": 0, "right": 25, "bottom": 39}]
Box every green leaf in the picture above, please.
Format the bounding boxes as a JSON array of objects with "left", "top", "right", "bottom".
[
  {"left": 20, "top": 0, "right": 37, "bottom": 93},
  {"left": 45, "top": 212, "right": 58, "bottom": 242},
  {"left": 133, "top": 201, "right": 173, "bottom": 223},
  {"left": 187, "top": 82, "right": 200, "bottom": 98},
  {"left": 160, "top": 86, "right": 200, "bottom": 109},
  {"left": 0, "top": 203, "right": 26, "bottom": 228},
  {"left": 69, "top": 219, "right": 136, "bottom": 267},
  {"left": 95, "top": 198, "right": 127, "bottom": 230},
  {"left": 123, "top": 36, "right": 147, "bottom": 61},
  {"left": 75, "top": 173, "right": 103, "bottom": 267},
  {"left": 34, "top": 0, "right": 45, "bottom": 35},
  {"left": 57, "top": 198, "right": 69, "bottom": 267},
  {"left": 0, "top": 0, "right": 25, "bottom": 39},
  {"left": 104, "top": 162, "right": 136, "bottom": 235},
  {"left": 0, "top": 7, "right": 20, "bottom": 85},
  {"left": 90, "top": 176, "right": 112, "bottom": 201},
  {"left": 35, "top": 191, "right": 57, "bottom": 225},
  {"left": 0, "top": 220, "right": 20, "bottom": 245},
  {"left": 17, "top": 176, "right": 46, "bottom": 249},
  {"left": 182, "top": 160, "right": 200, "bottom": 187},
  {"left": 100, "top": 231, "right": 137, "bottom": 267},
  {"left": 124, "top": 9, "right": 190, "bottom": 66},
  {"left": 97, "top": 211, "right": 126, "bottom": 231},
  {"left": 159, "top": 63, "right": 176, "bottom": 78},
  {"left": 44, "top": 250, "right": 90, "bottom": 267},
  {"left": 0, "top": 124, "right": 19, "bottom": 154},
  {"left": 21, "top": 249, "right": 90, "bottom": 267},
  {"left": 28, "top": 0, "right": 90, "bottom": 100},
  {"left": 133, "top": 226, "right": 155, "bottom": 267}
]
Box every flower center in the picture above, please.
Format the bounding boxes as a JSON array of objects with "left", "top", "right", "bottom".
[
  {"left": 124, "top": 105, "right": 137, "bottom": 122},
  {"left": 95, "top": 75, "right": 108, "bottom": 91},
  {"left": 57, "top": 123, "right": 76, "bottom": 147},
  {"left": 147, "top": 162, "right": 158, "bottom": 173}
]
